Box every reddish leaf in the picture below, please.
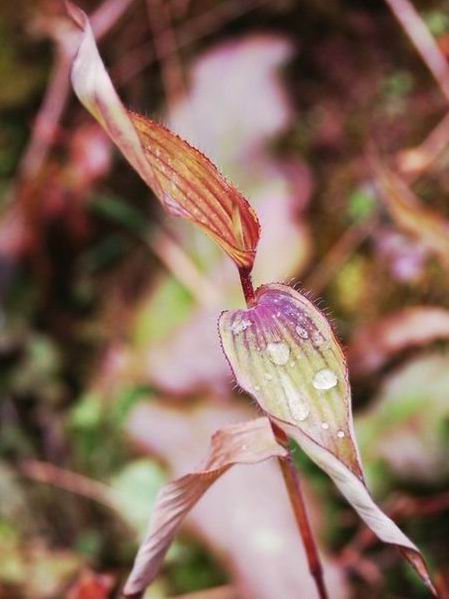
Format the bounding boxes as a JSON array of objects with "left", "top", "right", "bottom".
[
  {"left": 66, "top": 3, "right": 260, "bottom": 269},
  {"left": 219, "top": 283, "right": 437, "bottom": 596},
  {"left": 123, "top": 417, "right": 286, "bottom": 597}
]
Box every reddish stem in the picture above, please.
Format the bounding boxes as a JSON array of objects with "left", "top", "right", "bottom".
[
  {"left": 236, "top": 267, "right": 327, "bottom": 598},
  {"left": 238, "top": 266, "right": 256, "bottom": 307},
  {"left": 273, "top": 425, "right": 329, "bottom": 599}
]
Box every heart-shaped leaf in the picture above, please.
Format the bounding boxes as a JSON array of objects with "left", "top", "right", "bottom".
[
  {"left": 219, "top": 283, "right": 437, "bottom": 596},
  {"left": 66, "top": 3, "right": 260, "bottom": 269},
  {"left": 123, "top": 417, "right": 286, "bottom": 597}
]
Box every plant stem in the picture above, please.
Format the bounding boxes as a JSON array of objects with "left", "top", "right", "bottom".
[
  {"left": 273, "top": 425, "right": 329, "bottom": 599},
  {"left": 238, "top": 266, "right": 256, "bottom": 306},
  {"left": 236, "top": 263, "right": 327, "bottom": 598}
]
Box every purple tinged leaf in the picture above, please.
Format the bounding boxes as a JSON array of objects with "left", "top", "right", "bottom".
[
  {"left": 219, "top": 283, "right": 363, "bottom": 477},
  {"left": 219, "top": 283, "right": 437, "bottom": 596},
  {"left": 123, "top": 417, "right": 286, "bottom": 597}
]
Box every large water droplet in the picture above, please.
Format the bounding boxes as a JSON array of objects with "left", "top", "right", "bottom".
[
  {"left": 337, "top": 430, "right": 345, "bottom": 438},
  {"left": 231, "top": 318, "right": 252, "bottom": 335},
  {"left": 321, "top": 422, "right": 330, "bottom": 430},
  {"left": 295, "top": 325, "right": 309, "bottom": 340},
  {"left": 312, "top": 368, "right": 338, "bottom": 390},
  {"left": 267, "top": 342, "right": 290, "bottom": 366},
  {"left": 280, "top": 372, "right": 310, "bottom": 421}
]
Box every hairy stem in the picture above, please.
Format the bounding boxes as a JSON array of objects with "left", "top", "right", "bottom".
[
  {"left": 273, "top": 425, "right": 329, "bottom": 599},
  {"left": 238, "top": 266, "right": 256, "bottom": 306}
]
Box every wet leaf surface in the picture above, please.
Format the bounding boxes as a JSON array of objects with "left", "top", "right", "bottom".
[{"left": 219, "top": 283, "right": 437, "bottom": 596}]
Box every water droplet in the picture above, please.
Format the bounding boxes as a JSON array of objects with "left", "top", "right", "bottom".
[
  {"left": 312, "top": 368, "right": 338, "bottom": 390},
  {"left": 296, "top": 325, "right": 309, "bottom": 339},
  {"left": 337, "top": 430, "right": 345, "bottom": 438},
  {"left": 231, "top": 318, "right": 252, "bottom": 335},
  {"left": 311, "top": 330, "right": 325, "bottom": 347},
  {"left": 321, "top": 422, "right": 329, "bottom": 430},
  {"left": 264, "top": 372, "right": 273, "bottom": 381},
  {"left": 267, "top": 342, "right": 290, "bottom": 365},
  {"left": 280, "top": 372, "right": 310, "bottom": 421}
]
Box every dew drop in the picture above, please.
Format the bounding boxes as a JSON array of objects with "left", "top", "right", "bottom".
[
  {"left": 311, "top": 330, "right": 325, "bottom": 347},
  {"left": 321, "top": 422, "right": 330, "bottom": 430},
  {"left": 296, "top": 325, "right": 309, "bottom": 339},
  {"left": 337, "top": 430, "right": 345, "bottom": 438},
  {"left": 231, "top": 318, "right": 252, "bottom": 335},
  {"left": 267, "top": 342, "right": 290, "bottom": 366},
  {"left": 280, "top": 372, "right": 310, "bottom": 422},
  {"left": 312, "top": 368, "right": 338, "bottom": 390},
  {"left": 264, "top": 372, "right": 273, "bottom": 381}
]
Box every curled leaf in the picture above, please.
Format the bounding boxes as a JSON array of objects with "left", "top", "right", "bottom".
[
  {"left": 66, "top": 3, "right": 260, "bottom": 269},
  {"left": 219, "top": 283, "right": 437, "bottom": 596},
  {"left": 123, "top": 417, "right": 286, "bottom": 597}
]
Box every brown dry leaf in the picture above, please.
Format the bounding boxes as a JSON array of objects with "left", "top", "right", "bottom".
[
  {"left": 66, "top": 3, "right": 260, "bottom": 269},
  {"left": 219, "top": 283, "right": 437, "bottom": 596},
  {"left": 374, "top": 161, "right": 449, "bottom": 268},
  {"left": 349, "top": 306, "right": 449, "bottom": 376},
  {"left": 126, "top": 401, "right": 348, "bottom": 599},
  {"left": 123, "top": 417, "right": 286, "bottom": 597}
]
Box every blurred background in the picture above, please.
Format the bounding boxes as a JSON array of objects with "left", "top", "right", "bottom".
[{"left": 1, "top": 0, "right": 449, "bottom": 597}]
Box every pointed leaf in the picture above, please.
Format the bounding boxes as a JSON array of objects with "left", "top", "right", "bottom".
[
  {"left": 219, "top": 283, "right": 437, "bottom": 596},
  {"left": 123, "top": 417, "right": 286, "bottom": 597},
  {"left": 66, "top": 3, "right": 260, "bottom": 269}
]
